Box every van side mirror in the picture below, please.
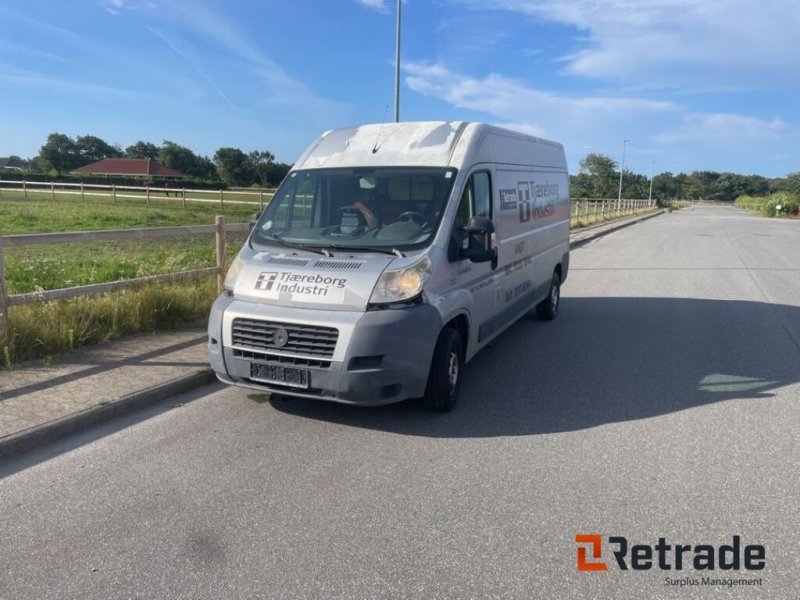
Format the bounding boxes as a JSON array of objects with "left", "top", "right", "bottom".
[
  {"left": 458, "top": 216, "right": 497, "bottom": 268},
  {"left": 249, "top": 212, "right": 262, "bottom": 231}
]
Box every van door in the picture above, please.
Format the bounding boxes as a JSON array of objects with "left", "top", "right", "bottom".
[
  {"left": 493, "top": 169, "right": 538, "bottom": 329},
  {"left": 449, "top": 169, "right": 498, "bottom": 349}
]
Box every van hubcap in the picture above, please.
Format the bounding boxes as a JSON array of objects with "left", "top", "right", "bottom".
[
  {"left": 448, "top": 352, "right": 459, "bottom": 389},
  {"left": 550, "top": 282, "right": 559, "bottom": 308}
]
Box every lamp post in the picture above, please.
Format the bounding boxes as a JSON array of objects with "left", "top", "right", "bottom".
[
  {"left": 617, "top": 139, "right": 629, "bottom": 211},
  {"left": 394, "top": 0, "right": 401, "bottom": 122},
  {"left": 648, "top": 160, "right": 655, "bottom": 207}
]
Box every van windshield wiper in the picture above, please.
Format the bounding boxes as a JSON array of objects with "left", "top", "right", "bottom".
[
  {"left": 263, "top": 233, "right": 329, "bottom": 256},
  {"left": 317, "top": 244, "right": 405, "bottom": 258}
]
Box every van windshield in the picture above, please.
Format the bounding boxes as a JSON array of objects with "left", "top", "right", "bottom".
[{"left": 251, "top": 167, "right": 457, "bottom": 253}]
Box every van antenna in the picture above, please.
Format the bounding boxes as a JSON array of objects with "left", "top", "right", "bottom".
[{"left": 372, "top": 105, "right": 389, "bottom": 154}]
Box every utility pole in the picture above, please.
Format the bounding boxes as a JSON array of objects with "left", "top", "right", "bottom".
[{"left": 394, "top": 0, "right": 402, "bottom": 123}]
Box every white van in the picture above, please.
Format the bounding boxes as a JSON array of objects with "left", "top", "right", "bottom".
[{"left": 208, "top": 121, "right": 570, "bottom": 411}]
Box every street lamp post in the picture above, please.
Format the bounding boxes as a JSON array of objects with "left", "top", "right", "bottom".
[
  {"left": 394, "top": 0, "right": 401, "bottom": 123},
  {"left": 617, "top": 139, "right": 629, "bottom": 211}
]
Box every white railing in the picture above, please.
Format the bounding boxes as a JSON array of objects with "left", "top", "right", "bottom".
[{"left": 570, "top": 198, "right": 658, "bottom": 227}]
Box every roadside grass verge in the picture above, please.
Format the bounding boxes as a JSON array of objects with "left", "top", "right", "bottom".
[
  {"left": 735, "top": 193, "right": 799, "bottom": 217},
  {"left": 4, "top": 278, "right": 218, "bottom": 365}
]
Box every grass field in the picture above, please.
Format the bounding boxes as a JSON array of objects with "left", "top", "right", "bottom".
[
  {"left": 0, "top": 189, "right": 260, "bottom": 234},
  {"left": 1, "top": 192, "right": 254, "bottom": 364}
]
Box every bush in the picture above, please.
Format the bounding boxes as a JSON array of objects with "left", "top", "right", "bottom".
[
  {"left": 761, "top": 192, "right": 800, "bottom": 217},
  {"left": 735, "top": 192, "right": 799, "bottom": 217}
]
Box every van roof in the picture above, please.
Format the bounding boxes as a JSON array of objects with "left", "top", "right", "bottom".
[{"left": 292, "top": 121, "right": 566, "bottom": 171}]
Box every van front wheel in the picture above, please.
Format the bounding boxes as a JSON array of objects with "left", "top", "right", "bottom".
[
  {"left": 536, "top": 271, "right": 561, "bottom": 320},
  {"left": 422, "top": 328, "right": 463, "bottom": 412}
]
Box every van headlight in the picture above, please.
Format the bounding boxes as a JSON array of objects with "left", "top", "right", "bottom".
[
  {"left": 224, "top": 253, "right": 246, "bottom": 290},
  {"left": 369, "top": 256, "right": 433, "bottom": 305}
]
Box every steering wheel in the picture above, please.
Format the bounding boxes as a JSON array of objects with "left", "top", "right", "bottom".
[{"left": 397, "top": 211, "right": 427, "bottom": 227}]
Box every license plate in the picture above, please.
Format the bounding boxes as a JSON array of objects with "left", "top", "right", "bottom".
[{"left": 249, "top": 363, "right": 309, "bottom": 389}]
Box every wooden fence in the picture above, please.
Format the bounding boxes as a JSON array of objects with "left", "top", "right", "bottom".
[
  {"left": 0, "top": 179, "right": 274, "bottom": 209},
  {"left": 0, "top": 217, "right": 249, "bottom": 343}
]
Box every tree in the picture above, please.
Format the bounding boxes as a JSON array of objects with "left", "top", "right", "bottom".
[
  {"left": 264, "top": 161, "right": 292, "bottom": 187},
  {"left": 213, "top": 147, "right": 255, "bottom": 186},
  {"left": 784, "top": 172, "right": 800, "bottom": 195},
  {"left": 579, "top": 153, "right": 618, "bottom": 198},
  {"left": 652, "top": 172, "right": 678, "bottom": 200},
  {"left": 37, "top": 133, "right": 80, "bottom": 174},
  {"left": 125, "top": 141, "right": 160, "bottom": 160},
  {"left": 249, "top": 150, "right": 275, "bottom": 187},
  {"left": 74, "top": 135, "right": 121, "bottom": 164},
  {"left": 159, "top": 141, "right": 217, "bottom": 180}
]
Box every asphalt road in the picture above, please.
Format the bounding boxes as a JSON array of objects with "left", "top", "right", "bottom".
[{"left": 2, "top": 206, "right": 799, "bottom": 599}]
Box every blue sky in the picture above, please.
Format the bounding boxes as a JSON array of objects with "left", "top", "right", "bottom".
[{"left": 1, "top": 0, "right": 798, "bottom": 177}]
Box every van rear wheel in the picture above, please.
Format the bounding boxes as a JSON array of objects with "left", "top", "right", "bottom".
[
  {"left": 422, "top": 328, "right": 463, "bottom": 412},
  {"left": 536, "top": 271, "right": 561, "bottom": 320}
]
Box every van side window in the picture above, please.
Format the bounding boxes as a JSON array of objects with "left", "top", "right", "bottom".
[
  {"left": 455, "top": 171, "right": 492, "bottom": 228},
  {"left": 472, "top": 172, "right": 491, "bottom": 218},
  {"left": 452, "top": 171, "right": 492, "bottom": 256}
]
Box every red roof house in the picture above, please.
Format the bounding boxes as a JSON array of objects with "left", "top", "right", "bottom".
[{"left": 70, "top": 158, "right": 185, "bottom": 178}]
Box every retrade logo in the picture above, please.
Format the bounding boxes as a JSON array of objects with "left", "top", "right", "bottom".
[
  {"left": 576, "top": 534, "right": 608, "bottom": 571},
  {"left": 575, "top": 534, "right": 765, "bottom": 572}
]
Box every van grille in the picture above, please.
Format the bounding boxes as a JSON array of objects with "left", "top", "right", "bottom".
[
  {"left": 233, "top": 348, "right": 331, "bottom": 369},
  {"left": 231, "top": 318, "right": 338, "bottom": 358}
]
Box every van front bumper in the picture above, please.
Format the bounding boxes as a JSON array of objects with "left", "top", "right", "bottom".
[{"left": 208, "top": 295, "right": 442, "bottom": 406}]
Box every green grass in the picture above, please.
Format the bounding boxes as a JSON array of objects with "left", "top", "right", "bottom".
[
  {"left": 0, "top": 189, "right": 263, "bottom": 234},
  {"left": 735, "top": 192, "right": 799, "bottom": 217},
  {"left": 5, "top": 278, "right": 219, "bottom": 365},
  {"left": 0, "top": 191, "right": 259, "bottom": 364},
  {"left": 4, "top": 235, "right": 245, "bottom": 294}
]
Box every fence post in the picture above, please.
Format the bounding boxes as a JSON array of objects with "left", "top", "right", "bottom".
[
  {"left": 0, "top": 230, "right": 9, "bottom": 346},
  {"left": 80, "top": 182, "right": 85, "bottom": 201},
  {"left": 259, "top": 189, "right": 264, "bottom": 210},
  {"left": 23, "top": 181, "right": 27, "bottom": 199},
  {"left": 112, "top": 184, "right": 116, "bottom": 202},
  {"left": 146, "top": 185, "right": 151, "bottom": 207},
  {"left": 219, "top": 189, "right": 224, "bottom": 210},
  {"left": 182, "top": 188, "right": 186, "bottom": 208},
  {"left": 215, "top": 215, "right": 226, "bottom": 294},
  {"left": 51, "top": 181, "right": 55, "bottom": 201}
]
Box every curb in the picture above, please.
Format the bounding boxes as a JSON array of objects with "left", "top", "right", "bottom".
[
  {"left": 0, "top": 368, "right": 216, "bottom": 460},
  {"left": 569, "top": 210, "right": 665, "bottom": 249}
]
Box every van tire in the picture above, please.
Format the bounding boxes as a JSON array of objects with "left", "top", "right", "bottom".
[
  {"left": 422, "top": 328, "right": 463, "bottom": 412},
  {"left": 536, "top": 271, "right": 561, "bottom": 321}
]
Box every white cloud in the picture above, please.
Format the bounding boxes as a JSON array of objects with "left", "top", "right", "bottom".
[
  {"left": 455, "top": 0, "right": 800, "bottom": 86},
  {"left": 403, "top": 61, "right": 675, "bottom": 128},
  {"left": 127, "top": 3, "right": 350, "bottom": 119},
  {"left": 356, "top": 0, "right": 390, "bottom": 13},
  {"left": 656, "top": 114, "right": 787, "bottom": 143}
]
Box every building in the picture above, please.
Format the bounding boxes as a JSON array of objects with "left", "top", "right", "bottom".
[{"left": 70, "top": 158, "right": 185, "bottom": 179}]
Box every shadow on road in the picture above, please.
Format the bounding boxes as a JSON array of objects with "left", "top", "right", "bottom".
[{"left": 267, "top": 297, "right": 800, "bottom": 437}]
